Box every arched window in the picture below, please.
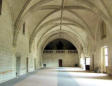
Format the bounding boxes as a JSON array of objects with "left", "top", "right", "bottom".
[
  {"left": 0, "top": 0, "right": 2, "bottom": 15},
  {"left": 23, "top": 22, "right": 25, "bottom": 35},
  {"left": 104, "top": 46, "right": 109, "bottom": 67},
  {"left": 101, "top": 46, "right": 109, "bottom": 73},
  {"left": 100, "top": 21, "right": 106, "bottom": 39}
]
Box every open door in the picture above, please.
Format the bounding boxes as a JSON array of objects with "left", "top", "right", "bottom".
[
  {"left": 16, "top": 56, "right": 21, "bottom": 77},
  {"left": 59, "top": 59, "right": 62, "bottom": 67}
]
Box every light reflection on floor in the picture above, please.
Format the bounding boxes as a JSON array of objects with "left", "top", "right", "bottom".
[
  {"left": 58, "top": 67, "right": 112, "bottom": 86},
  {"left": 13, "top": 67, "right": 112, "bottom": 86},
  {"left": 56, "top": 67, "right": 110, "bottom": 79},
  {"left": 50, "top": 67, "right": 112, "bottom": 86}
]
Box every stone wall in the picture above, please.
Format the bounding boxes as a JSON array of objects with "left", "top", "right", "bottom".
[
  {"left": 42, "top": 50, "right": 79, "bottom": 67},
  {"left": 0, "top": 1, "right": 16, "bottom": 83},
  {"left": 0, "top": 1, "right": 39, "bottom": 83}
]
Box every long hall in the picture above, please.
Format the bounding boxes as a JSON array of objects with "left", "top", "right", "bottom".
[{"left": 1, "top": 0, "right": 112, "bottom": 86}]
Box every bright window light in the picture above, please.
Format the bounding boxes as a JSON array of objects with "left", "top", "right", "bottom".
[
  {"left": 104, "top": 46, "right": 108, "bottom": 67},
  {"left": 86, "top": 58, "right": 90, "bottom": 65}
]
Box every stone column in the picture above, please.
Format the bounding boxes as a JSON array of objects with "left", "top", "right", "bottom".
[{"left": 90, "top": 54, "right": 94, "bottom": 71}]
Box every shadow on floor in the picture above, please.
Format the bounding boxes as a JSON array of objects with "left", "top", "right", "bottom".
[{"left": 58, "top": 68, "right": 80, "bottom": 86}]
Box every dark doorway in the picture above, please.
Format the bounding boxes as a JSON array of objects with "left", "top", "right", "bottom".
[
  {"left": 85, "top": 58, "right": 90, "bottom": 70},
  {"left": 34, "top": 58, "right": 36, "bottom": 70},
  {"left": 16, "top": 56, "right": 21, "bottom": 77},
  {"left": 26, "top": 57, "right": 28, "bottom": 72},
  {"left": 59, "top": 59, "right": 62, "bottom": 67}
]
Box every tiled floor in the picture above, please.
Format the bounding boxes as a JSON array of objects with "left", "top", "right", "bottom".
[{"left": 1, "top": 67, "right": 112, "bottom": 86}]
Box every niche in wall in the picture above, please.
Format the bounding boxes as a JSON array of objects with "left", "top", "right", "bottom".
[
  {"left": 23, "top": 22, "right": 25, "bottom": 35},
  {"left": 100, "top": 21, "right": 106, "bottom": 39}
]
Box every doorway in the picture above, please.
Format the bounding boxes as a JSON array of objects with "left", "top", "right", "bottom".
[
  {"left": 85, "top": 58, "right": 90, "bottom": 70},
  {"left": 16, "top": 56, "right": 21, "bottom": 77},
  {"left": 26, "top": 57, "right": 29, "bottom": 72},
  {"left": 34, "top": 58, "right": 36, "bottom": 70},
  {"left": 59, "top": 59, "right": 62, "bottom": 67}
]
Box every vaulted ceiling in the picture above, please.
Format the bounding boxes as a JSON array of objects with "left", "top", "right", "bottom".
[{"left": 5, "top": 0, "right": 112, "bottom": 55}]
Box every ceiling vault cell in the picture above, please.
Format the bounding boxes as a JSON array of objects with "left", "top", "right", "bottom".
[{"left": 13, "top": 0, "right": 55, "bottom": 46}]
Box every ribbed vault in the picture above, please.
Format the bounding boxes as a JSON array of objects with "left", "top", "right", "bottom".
[{"left": 5, "top": 0, "right": 112, "bottom": 57}]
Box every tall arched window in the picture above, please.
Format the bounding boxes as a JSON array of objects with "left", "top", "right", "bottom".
[
  {"left": 23, "top": 22, "right": 25, "bottom": 35},
  {"left": 100, "top": 21, "right": 106, "bottom": 39},
  {"left": 104, "top": 46, "right": 109, "bottom": 67},
  {"left": 101, "top": 46, "right": 109, "bottom": 73},
  {"left": 0, "top": 0, "right": 2, "bottom": 15}
]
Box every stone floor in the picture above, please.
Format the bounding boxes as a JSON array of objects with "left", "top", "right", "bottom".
[{"left": 1, "top": 67, "right": 112, "bottom": 86}]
